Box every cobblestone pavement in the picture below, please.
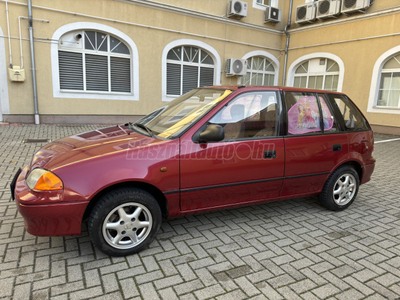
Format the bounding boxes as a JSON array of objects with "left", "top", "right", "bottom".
[{"left": 1, "top": 124, "right": 400, "bottom": 300}]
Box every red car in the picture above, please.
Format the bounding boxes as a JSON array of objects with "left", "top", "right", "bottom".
[{"left": 11, "top": 86, "right": 375, "bottom": 256}]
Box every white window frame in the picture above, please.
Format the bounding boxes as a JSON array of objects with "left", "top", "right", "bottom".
[
  {"left": 162, "top": 39, "right": 221, "bottom": 102},
  {"left": 252, "top": 0, "right": 279, "bottom": 10},
  {"left": 368, "top": 45, "right": 400, "bottom": 115},
  {"left": 0, "top": 26, "right": 10, "bottom": 121},
  {"left": 287, "top": 53, "right": 345, "bottom": 92},
  {"left": 240, "top": 50, "right": 279, "bottom": 86},
  {"left": 293, "top": 59, "right": 339, "bottom": 91},
  {"left": 51, "top": 22, "right": 139, "bottom": 101}
]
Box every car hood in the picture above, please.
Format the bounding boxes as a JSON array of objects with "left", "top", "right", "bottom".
[{"left": 29, "top": 125, "right": 164, "bottom": 171}]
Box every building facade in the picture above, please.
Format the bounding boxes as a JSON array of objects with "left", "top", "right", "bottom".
[{"left": 0, "top": 0, "right": 399, "bottom": 134}]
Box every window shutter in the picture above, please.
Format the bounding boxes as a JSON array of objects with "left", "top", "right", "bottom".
[
  {"left": 59, "top": 51, "right": 83, "bottom": 90},
  {"left": 182, "top": 65, "right": 198, "bottom": 94},
  {"left": 167, "top": 63, "right": 181, "bottom": 95},
  {"left": 85, "top": 54, "right": 109, "bottom": 91},
  {"left": 200, "top": 67, "right": 214, "bottom": 87},
  {"left": 110, "top": 57, "right": 131, "bottom": 93}
]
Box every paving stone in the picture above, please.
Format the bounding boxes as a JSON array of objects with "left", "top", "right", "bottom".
[
  {"left": 101, "top": 273, "right": 119, "bottom": 294},
  {"left": 119, "top": 277, "right": 140, "bottom": 298},
  {"left": 69, "top": 286, "right": 103, "bottom": 300},
  {"left": 194, "top": 283, "right": 225, "bottom": 300},
  {"left": 0, "top": 277, "right": 14, "bottom": 297},
  {"left": 311, "top": 283, "right": 341, "bottom": 299},
  {"left": 32, "top": 276, "right": 66, "bottom": 291},
  {"left": 12, "top": 282, "right": 31, "bottom": 300},
  {"left": 138, "top": 282, "right": 160, "bottom": 300},
  {"left": 84, "top": 269, "right": 101, "bottom": 287},
  {"left": 51, "top": 281, "right": 85, "bottom": 296},
  {"left": 1, "top": 127, "right": 400, "bottom": 299},
  {"left": 216, "top": 289, "right": 247, "bottom": 300},
  {"left": 234, "top": 276, "right": 261, "bottom": 297},
  {"left": 135, "top": 270, "right": 164, "bottom": 284},
  {"left": 173, "top": 279, "right": 204, "bottom": 295}
]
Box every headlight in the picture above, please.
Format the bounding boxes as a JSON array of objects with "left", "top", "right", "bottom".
[{"left": 26, "top": 168, "right": 63, "bottom": 191}]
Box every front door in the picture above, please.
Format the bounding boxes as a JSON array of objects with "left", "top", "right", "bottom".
[{"left": 180, "top": 90, "right": 284, "bottom": 212}]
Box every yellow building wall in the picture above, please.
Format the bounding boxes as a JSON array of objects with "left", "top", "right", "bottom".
[
  {"left": 0, "top": 0, "right": 282, "bottom": 119},
  {"left": 1, "top": 0, "right": 400, "bottom": 130},
  {"left": 286, "top": 0, "right": 400, "bottom": 129}
]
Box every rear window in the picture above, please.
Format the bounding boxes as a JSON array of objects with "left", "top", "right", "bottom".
[{"left": 327, "top": 94, "right": 370, "bottom": 131}]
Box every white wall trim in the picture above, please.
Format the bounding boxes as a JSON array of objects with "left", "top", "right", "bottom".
[
  {"left": 240, "top": 50, "right": 280, "bottom": 85},
  {"left": 0, "top": 26, "right": 10, "bottom": 120},
  {"left": 368, "top": 45, "right": 400, "bottom": 115},
  {"left": 287, "top": 52, "right": 345, "bottom": 92},
  {"left": 161, "top": 39, "right": 221, "bottom": 102},
  {"left": 51, "top": 22, "right": 139, "bottom": 101}
]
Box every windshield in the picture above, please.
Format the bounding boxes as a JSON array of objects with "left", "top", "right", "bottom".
[{"left": 135, "top": 88, "right": 232, "bottom": 139}]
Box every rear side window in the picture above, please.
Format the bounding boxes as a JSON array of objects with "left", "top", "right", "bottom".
[
  {"left": 285, "top": 92, "right": 325, "bottom": 135},
  {"left": 328, "top": 94, "right": 370, "bottom": 131}
]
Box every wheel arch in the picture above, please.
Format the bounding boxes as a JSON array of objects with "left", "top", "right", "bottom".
[
  {"left": 338, "top": 160, "right": 363, "bottom": 182},
  {"left": 82, "top": 181, "right": 169, "bottom": 222}
]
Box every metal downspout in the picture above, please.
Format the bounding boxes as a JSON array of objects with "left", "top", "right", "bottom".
[
  {"left": 27, "top": 0, "right": 39, "bottom": 124},
  {"left": 282, "top": 0, "right": 294, "bottom": 86}
]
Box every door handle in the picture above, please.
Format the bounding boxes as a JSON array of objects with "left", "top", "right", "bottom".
[
  {"left": 264, "top": 150, "right": 276, "bottom": 159},
  {"left": 333, "top": 144, "right": 342, "bottom": 152}
]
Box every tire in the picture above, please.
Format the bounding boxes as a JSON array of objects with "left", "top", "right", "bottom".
[
  {"left": 319, "top": 165, "right": 360, "bottom": 211},
  {"left": 88, "top": 187, "right": 162, "bottom": 256}
]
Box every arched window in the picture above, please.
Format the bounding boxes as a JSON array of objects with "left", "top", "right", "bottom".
[
  {"left": 377, "top": 54, "right": 400, "bottom": 107},
  {"left": 51, "top": 23, "right": 139, "bottom": 100},
  {"left": 242, "top": 56, "right": 276, "bottom": 86},
  {"left": 58, "top": 30, "right": 131, "bottom": 93},
  {"left": 293, "top": 58, "right": 340, "bottom": 91},
  {"left": 166, "top": 46, "right": 215, "bottom": 96}
]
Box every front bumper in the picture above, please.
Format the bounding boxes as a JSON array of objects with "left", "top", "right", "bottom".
[{"left": 13, "top": 167, "right": 88, "bottom": 236}]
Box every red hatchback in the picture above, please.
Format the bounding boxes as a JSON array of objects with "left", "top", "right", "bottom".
[{"left": 11, "top": 86, "right": 375, "bottom": 256}]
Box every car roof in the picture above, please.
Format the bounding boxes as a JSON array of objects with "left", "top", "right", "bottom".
[{"left": 203, "top": 85, "right": 345, "bottom": 95}]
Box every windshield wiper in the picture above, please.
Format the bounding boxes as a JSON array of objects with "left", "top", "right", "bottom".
[{"left": 133, "top": 122, "right": 156, "bottom": 138}]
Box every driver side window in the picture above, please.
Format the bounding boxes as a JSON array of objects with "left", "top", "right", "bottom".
[{"left": 209, "top": 91, "right": 279, "bottom": 141}]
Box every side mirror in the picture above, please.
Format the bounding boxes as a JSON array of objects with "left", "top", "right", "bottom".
[{"left": 194, "top": 124, "right": 224, "bottom": 143}]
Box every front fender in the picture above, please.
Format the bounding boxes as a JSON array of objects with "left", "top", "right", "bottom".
[{"left": 53, "top": 140, "right": 180, "bottom": 202}]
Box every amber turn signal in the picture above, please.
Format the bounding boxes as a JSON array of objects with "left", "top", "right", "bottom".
[
  {"left": 26, "top": 168, "right": 63, "bottom": 191},
  {"left": 34, "top": 172, "right": 63, "bottom": 190}
]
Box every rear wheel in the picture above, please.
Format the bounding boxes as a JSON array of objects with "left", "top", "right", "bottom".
[
  {"left": 88, "top": 188, "right": 161, "bottom": 256},
  {"left": 319, "top": 165, "right": 360, "bottom": 211}
]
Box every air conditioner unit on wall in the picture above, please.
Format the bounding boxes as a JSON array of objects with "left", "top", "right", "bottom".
[
  {"left": 317, "top": 0, "right": 341, "bottom": 19},
  {"left": 226, "top": 58, "right": 247, "bottom": 76},
  {"left": 341, "top": 0, "right": 372, "bottom": 14},
  {"left": 264, "top": 6, "right": 282, "bottom": 23},
  {"left": 227, "top": 0, "right": 248, "bottom": 18},
  {"left": 295, "top": 3, "right": 316, "bottom": 24}
]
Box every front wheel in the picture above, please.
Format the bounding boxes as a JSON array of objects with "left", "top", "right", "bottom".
[
  {"left": 88, "top": 188, "right": 162, "bottom": 256},
  {"left": 319, "top": 165, "right": 360, "bottom": 211}
]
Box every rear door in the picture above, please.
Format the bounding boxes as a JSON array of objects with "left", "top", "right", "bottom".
[
  {"left": 180, "top": 90, "right": 284, "bottom": 211},
  {"left": 281, "top": 91, "right": 349, "bottom": 196}
]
